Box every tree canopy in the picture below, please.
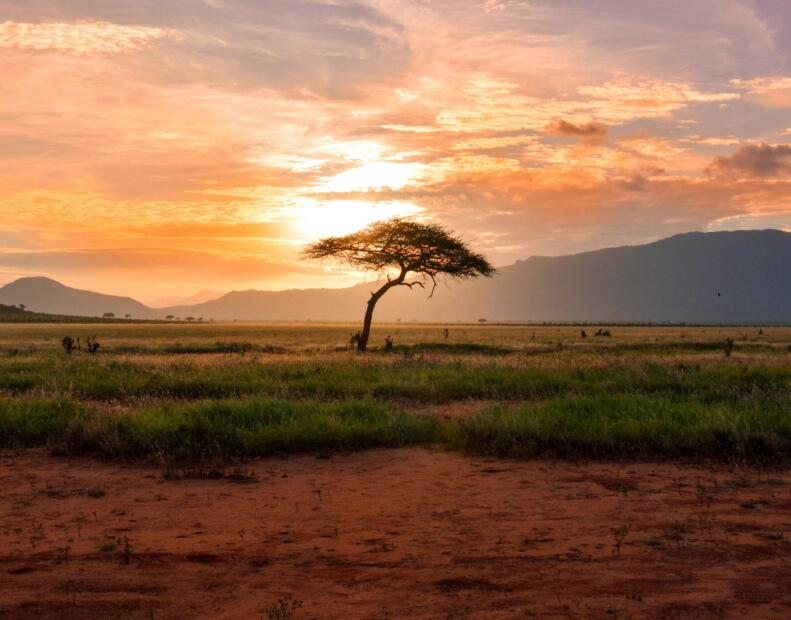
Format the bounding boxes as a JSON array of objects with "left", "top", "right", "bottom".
[
  {"left": 303, "top": 218, "right": 495, "bottom": 351},
  {"left": 303, "top": 218, "right": 495, "bottom": 296}
]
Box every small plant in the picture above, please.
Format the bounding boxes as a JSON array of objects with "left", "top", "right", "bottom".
[
  {"left": 724, "top": 337, "right": 735, "bottom": 358},
  {"left": 121, "top": 536, "right": 133, "bottom": 565},
  {"left": 580, "top": 329, "right": 587, "bottom": 339},
  {"left": 664, "top": 521, "right": 687, "bottom": 551},
  {"left": 98, "top": 541, "right": 119, "bottom": 553},
  {"left": 695, "top": 479, "right": 708, "bottom": 503},
  {"left": 65, "top": 579, "right": 79, "bottom": 606},
  {"left": 87, "top": 486, "right": 106, "bottom": 498},
  {"left": 29, "top": 521, "right": 45, "bottom": 549},
  {"left": 611, "top": 524, "right": 631, "bottom": 557},
  {"left": 696, "top": 514, "right": 716, "bottom": 543},
  {"left": 54, "top": 545, "right": 71, "bottom": 565},
  {"left": 695, "top": 477, "right": 718, "bottom": 505},
  {"left": 86, "top": 337, "right": 101, "bottom": 354},
  {"left": 349, "top": 331, "right": 361, "bottom": 351},
  {"left": 384, "top": 335, "right": 394, "bottom": 353},
  {"left": 265, "top": 594, "right": 303, "bottom": 620},
  {"left": 62, "top": 336, "right": 75, "bottom": 355}
]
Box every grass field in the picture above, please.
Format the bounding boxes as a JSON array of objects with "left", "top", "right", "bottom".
[
  {"left": 1, "top": 322, "right": 790, "bottom": 466},
  {"left": 3, "top": 322, "right": 791, "bottom": 618}
]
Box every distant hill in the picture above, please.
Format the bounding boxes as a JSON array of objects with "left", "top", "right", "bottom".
[
  {"left": 162, "top": 229, "right": 791, "bottom": 324},
  {"left": 0, "top": 277, "right": 157, "bottom": 319},
  {"left": 4, "top": 230, "right": 791, "bottom": 323},
  {"left": 151, "top": 290, "right": 223, "bottom": 308}
]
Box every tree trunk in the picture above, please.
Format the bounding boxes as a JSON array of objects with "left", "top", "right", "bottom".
[
  {"left": 357, "top": 271, "right": 405, "bottom": 352},
  {"left": 357, "top": 296, "right": 378, "bottom": 352}
]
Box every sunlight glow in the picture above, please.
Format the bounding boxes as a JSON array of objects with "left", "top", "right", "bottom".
[
  {"left": 3, "top": 0, "right": 789, "bottom": 297},
  {"left": 313, "top": 140, "right": 424, "bottom": 192},
  {"left": 291, "top": 199, "right": 423, "bottom": 239},
  {"left": 319, "top": 161, "right": 424, "bottom": 192}
]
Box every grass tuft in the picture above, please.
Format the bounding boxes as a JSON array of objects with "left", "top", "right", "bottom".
[
  {"left": 443, "top": 395, "right": 791, "bottom": 467},
  {"left": 0, "top": 397, "right": 436, "bottom": 461}
]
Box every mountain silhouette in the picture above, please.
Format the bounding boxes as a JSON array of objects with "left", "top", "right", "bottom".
[
  {"left": 2, "top": 230, "right": 791, "bottom": 323},
  {"left": 0, "top": 277, "right": 156, "bottom": 319}
]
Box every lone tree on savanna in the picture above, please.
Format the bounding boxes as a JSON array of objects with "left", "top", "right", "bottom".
[{"left": 303, "top": 218, "right": 495, "bottom": 352}]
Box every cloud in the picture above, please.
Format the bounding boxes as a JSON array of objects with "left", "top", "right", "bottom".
[
  {"left": 0, "top": 135, "right": 74, "bottom": 158},
  {"left": 680, "top": 135, "right": 741, "bottom": 146},
  {"left": 0, "top": 1, "right": 410, "bottom": 97},
  {"left": 130, "top": 222, "right": 291, "bottom": 239},
  {"left": 434, "top": 74, "right": 738, "bottom": 136},
  {"left": 503, "top": 0, "right": 785, "bottom": 80},
  {"left": 482, "top": 0, "right": 507, "bottom": 12},
  {"left": 2, "top": 0, "right": 791, "bottom": 296},
  {"left": 578, "top": 73, "right": 739, "bottom": 113},
  {"left": 0, "top": 248, "right": 313, "bottom": 280},
  {"left": 707, "top": 143, "right": 791, "bottom": 178},
  {"left": 731, "top": 76, "right": 791, "bottom": 107},
  {"left": 618, "top": 135, "right": 686, "bottom": 160},
  {"left": 0, "top": 20, "right": 174, "bottom": 54},
  {"left": 0, "top": 230, "right": 42, "bottom": 249},
  {"left": 547, "top": 120, "right": 608, "bottom": 144}
]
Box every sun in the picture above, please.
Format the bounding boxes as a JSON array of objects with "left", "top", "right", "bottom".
[
  {"left": 291, "top": 199, "right": 423, "bottom": 239},
  {"left": 286, "top": 140, "right": 426, "bottom": 239},
  {"left": 320, "top": 161, "right": 424, "bottom": 193},
  {"left": 313, "top": 140, "right": 425, "bottom": 193}
]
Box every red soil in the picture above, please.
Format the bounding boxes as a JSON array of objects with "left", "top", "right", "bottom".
[{"left": 2, "top": 448, "right": 790, "bottom": 619}]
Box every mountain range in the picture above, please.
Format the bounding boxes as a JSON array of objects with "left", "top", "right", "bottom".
[
  {"left": 2, "top": 229, "right": 791, "bottom": 323},
  {"left": 0, "top": 277, "right": 156, "bottom": 319}
]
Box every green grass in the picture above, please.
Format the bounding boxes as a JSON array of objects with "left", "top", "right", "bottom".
[
  {"left": 0, "top": 397, "right": 436, "bottom": 460},
  {"left": 1, "top": 324, "right": 790, "bottom": 467},
  {"left": 2, "top": 356, "right": 791, "bottom": 404},
  {"left": 444, "top": 395, "right": 791, "bottom": 467},
  {"left": 1, "top": 394, "right": 789, "bottom": 466}
]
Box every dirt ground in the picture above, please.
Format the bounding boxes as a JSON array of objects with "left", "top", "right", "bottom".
[{"left": 1, "top": 449, "right": 790, "bottom": 619}]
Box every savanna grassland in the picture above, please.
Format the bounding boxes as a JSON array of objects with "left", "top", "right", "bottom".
[
  {"left": 2, "top": 322, "right": 791, "bottom": 465},
  {"left": 2, "top": 322, "right": 791, "bottom": 618}
]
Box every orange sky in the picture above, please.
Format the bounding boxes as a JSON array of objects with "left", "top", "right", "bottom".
[{"left": 1, "top": 1, "right": 791, "bottom": 304}]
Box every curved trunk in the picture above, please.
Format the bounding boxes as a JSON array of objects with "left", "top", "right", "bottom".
[{"left": 357, "top": 270, "right": 405, "bottom": 352}]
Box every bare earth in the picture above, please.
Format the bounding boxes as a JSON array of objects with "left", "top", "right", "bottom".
[{"left": 2, "top": 449, "right": 791, "bottom": 619}]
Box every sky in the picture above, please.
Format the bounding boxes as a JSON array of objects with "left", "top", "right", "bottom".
[{"left": 1, "top": 0, "right": 791, "bottom": 304}]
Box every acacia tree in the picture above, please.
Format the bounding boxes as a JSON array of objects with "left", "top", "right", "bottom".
[{"left": 303, "top": 218, "right": 495, "bottom": 352}]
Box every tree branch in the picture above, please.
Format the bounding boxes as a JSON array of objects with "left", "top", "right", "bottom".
[{"left": 427, "top": 273, "right": 438, "bottom": 298}]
